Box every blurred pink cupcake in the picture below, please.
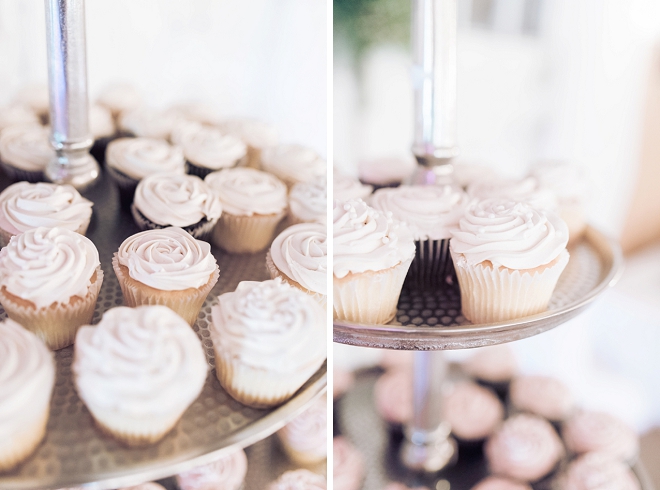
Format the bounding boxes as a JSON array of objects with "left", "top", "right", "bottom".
[
  {"left": 358, "top": 155, "right": 415, "bottom": 190},
  {"left": 442, "top": 381, "right": 504, "bottom": 442},
  {"left": 384, "top": 484, "right": 430, "bottom": 490},
  {"left": 509, "top": 375, "right": 574, "bottom": 422},
  {"left": 333, "top": 437, "right": 365, "bottom": 490},
  {"left": 267, "top": 469, "right": 326, "bottom": 490},
  {"left": 176, "top": 449, "right": 247, "bottom": 490},
  {"left": 119, "top": 484, "right": 167, "bottom": 490},
  {"left": 277, "top": 395, "right": 327, "bottom": 465},
  {"left": 374, "top": 369, "right": 413, "bottom": 426},
  {"left": 470, "top": 477, "right": 532, "bottom": 490},
  {"left": 562, "top": 411, "right": 639, "bottom": 463},
  {"left": 463, "top": 345, "right": 518, "bottom": 384},
  {"left": 333, "top": 366, "right": 355, "bottom": 400},
  {"left": 379, "top": 350, "right": 414, "bottom": 372},
  {"left": 561, "top": 453, "right": 640, "bottom": 490}
]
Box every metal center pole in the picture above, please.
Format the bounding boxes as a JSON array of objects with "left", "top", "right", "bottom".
[{"left": 44, "top": 0, "right": 99, "bottom": 189}]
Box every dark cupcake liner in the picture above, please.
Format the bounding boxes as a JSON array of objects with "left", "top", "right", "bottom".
[
  {"left": 185, "top": 155, "right": 246, "bottom": 180},
  {"left": 106, "top": 165, "right": 139, "bottom": 209},
  {"left": 130, "top": 204, "right": 216, "bottom": 242},
  {"left": 359, "top": 178, "right": 402, "bottom": 192},
  {"left": 0, "top": 160, "right": 45, "bottom": 183},
  {"left": 405, "top": 238, "right": 455, "bottom": 290},
  {"left": 90, "top": 135, "right": 119, "bottom": 166}
]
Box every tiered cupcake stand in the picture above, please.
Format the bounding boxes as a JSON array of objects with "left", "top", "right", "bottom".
[
  {"left": 333, "top": 0, "right": 645, "bottom": 488},
  {"left": 0, "top": 1, "right": 326, "bottom": 489}
]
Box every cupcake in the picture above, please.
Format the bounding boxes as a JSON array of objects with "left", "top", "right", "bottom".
[
  {"left": 96, "top": 83, "right": 143, "bottom": 119},
  {"left": 73, "top": 305, "right": 208, "bottom": 446},
  {"left": 509, "top": 375, "right": 574, "bottom": 422},
  {"left": 205, "top": 168, "right": 287, "bottom": 253},
  {"left": 0, "top": 318, "right": 55, "bottom": 472},
  {"left": 176, "top": 449, "right": 248, "bottom": 490},
  {"left": 463, "top": 345, "right": 518, "bottom": 386},
  {"left": 12, "top": 85, "right": 50, "bottom": 123},
  {"left": 267, "top": 469, "right": 326, "bottom": 490},
  {"left": 560, "top": 453, "right": 640, "bottom": 490},
  {"left": 333, "top": 366, "right": 355, "bottom": 400},
  {"left": 0, "top": 105, "right": 40, "bottom": 132},
  {"left": 210, "top": 279, "right": 326, "bottom": 408},
  {"left": 357, "top": 155, "right": 416, "bottom": 190},
  {"left": 451, "top": 161, "right": 501, "bottom": 191},
  {"left": 0, "top": 182, "right": 93, "bottom": 247},
  {"left": 333, "top": 437, "right": 365, "bottom": 490},
  {"left": 277, "top": 394, "right": 327, "bottom": 465},
  {"left": 288, "top": 177, "right": 327, "bottom": 225},
  {"left": 562, "top": 411, "right": 639, "bottom": 463},
  {"left": 467, "top": 176, "right": 558, "bottom": 212},
  {"left": 0, "top": 125, "right": 54, "bottom": 182},
  {"left": 119, "top": 107, "right": 184, "bottom": 140},
  {"left": 119, "top": 484, "right": 167, "bottom": 490},
  {"left": 442, "top": 381, "right": 504, "bottom": 443},
  {"left": 379, "top": 350, "right": 414, "bottom": 372},
  {"left": 167, "top": 102, "right": 222, "bottom": 127},
  {"left": 112, "top": 227, "right": 220, "bottom": 326},
  {"left": 106, "top": 137, "right": 186, "bottom": 206},
  {"left": 470, "top": 477, "right": 532, "bottom": 490},
  {"left": 266, "top": 223, "right": 327, "bottom": 307},
  {"left": 485, "top": 414, "right": 564, "bottom": 482},
  {"left": 371, "top": 184, "right": 469, "bottom": 289},
  {"left": 333, "top": 169, "right": 373, "bottom": 202},
  {"left": 89, "top": 104, "right": 117, "bottom": 165},
  {"left": 450, "top": 198, "right": 570, "bottom": 324},
  {"left": 261, "top": 144, "right": 326, "bottom": 188},
  {"left": 374, "top": 369, "right": 413, "bottom": 427},
  {"left": 217, "top": 118, "right": 278, "bottom": 169},
  {"left": 0, "top": 227, "right": 103, "bottom": 349},
  {"left": 333, "top": 199, "right": 415, "bottom": 325},
  {"left": 131, "top": 173, "right": 222, "bottom": 240}
]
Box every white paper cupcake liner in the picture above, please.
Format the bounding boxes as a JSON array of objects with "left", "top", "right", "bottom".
[
  {"left": 451, "top": 249, "right": 570, "bottom": 324},
  {"left": 333, "top": 257, "right": 413, "bottom": 325},
  {"left": 406, "top": 238, "right": 455, "bottom": 290},
  {"left": 130, "top": 204, "right": 217, "bottom": 242},
  {"left": 212, "top": 211, "right": 285, "bottom": 254},
  {"left": 265, "top": 252, "right": 327, "bottom": 308},
  {"left": 0, "top": 407, "right": 49, "bottom": 472}
]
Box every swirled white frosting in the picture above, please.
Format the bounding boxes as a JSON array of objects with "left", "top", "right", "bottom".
[
  {"left": 267, "top": 470, "right": 326, "bottom": 490},
  {"left": 289, "top": 177, "right": 327, "bottom": 224},
  {"left": 0, "top": 182, "right": 93, "bottom": 235},
  {"left": 73, "top": 305, "right": 208, "bottom": 417},
  {"left": 0, "top": 105, "right": 40, "bottom": 132},
  {"left": 531, "top": 161, "right": 589, "bottom": 206},
  {"left": 262, "top": 144, "right": 325, "bottom": 185},
  {"left": 0, "top": 318, "right": 55, "bottom": 443},
  {"left": 89, "top": 104, "right": 115, "bottom": 139},
  {"left": 12, "top": 85, "right": 50, "bottom": 116},
  {"left": 217, "top": 118, "right": 279, "bottom": 149},
  {"left": 176, "top": 449, "right": 247, "bottom": 490},
  {"left": 450, "top": 198, "right": 569, "bottom": 269},
  {"left": 371, "top": 184, "right": 469, "bottom": 241},
  {"left": 178, "top": 123, "right": 247, "bottom": 170},
  {"left": 443, "top": 382, "right": 504, "bottom": 441},
  {"left": 117, "top": 227, "right": 218, "bottom": 291},
  {"left": 204, "top": 168, "right": 287, "bottom": 216},
  {"left": 278, "top": 395, "right": 327, "bottom": 456},
  {"left": 333, "top": 170, "right": 373, "bottom": 202},
  {"left": 106, "top": 138, "right": 185, "bottom": 180},
  {"left": 96, "top": 83, "right": 142, "bottom": 115},
  {"left": 333, "top": 199, "right": 415, "bottom": 278},
  {"left": 468, "top": 177, "right": 558, "bottom": 211},
  {"left": 562, "top": 411, "right": 639, "bottom": 462},
  {"left": 0, "top": 227, "right": 100, "bottom": 308},
  {"left": 0, "top": 125, "right": 54, "bottom": 171},
  {"left": 119, "top": 107, "right": 184, "bottom": 140},
  {"left": 210, "top": 279, "right": 326, "bottom": 373},
  {"left": 134, "top": 173, "right": 222, "bottom": 227},
  {"left": 270, "top": 223, "right": 327, "bottom": 295}
]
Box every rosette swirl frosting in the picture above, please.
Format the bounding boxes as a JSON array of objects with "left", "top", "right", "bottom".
[
  {"left": 134, "top": 173, "right": 222, "bottom": 227},
  {"left": 0, "top": 182, "right": 93, "bottom": 235},
  {"left": 0, "top": 125, "right": 54, "bottom": 171},
  {"left": 267, "top": 470, "right": 327, "bottom": 490},
  {"left": 0, "top": 105, "right": 40, "bottom": 132},
  {"left": 468, "top": 176, "right": 558, "bottom": 211},
  {"left": 442, "top": 382, "right": 504, "bottom": 441},
  {"left": 278, "top": 395, "right": 327, "bottom": 456},
  {"left": 333, "top": 199, "right": 415, "bottom": 278},
  {"left": 73, "top": 306, "right": 208, "bottom": 417},
  {"left": 333, "top": 170, "right": 373, "bottom": 202},
  {"left": 210, "top": 279, "right": 326, "bottom": 373},
  {"left": 262, "top": 144, "right": 326, "bottom": 184},
  {"left": 176, "top": 449, "right": 247, "bottom": 490},
  {"left": 119, "top": 107, "right": 184, "bottom": 140},
  {"left": 217, "top": 118, "right": 279, "bottom": 149},
  {"left": 178, "top": 123, "right": 246, "bottom": 169},
  {"left": 289, "top": 177, "right": 327, "bottom": 224},
  {"left": 106, "top": 138, "right": 185, "bottom": 180},
  {"left": 0, "top": 318, "right": 55, "bottom": 443},
  {"left": 204, "top": 168, "right": 287, "bottom": 216},
  {"left": 371, "top": 184, "right": 469, "bottom": 240},
  {"left": 270, "top": 223, "right": 327, "bottom": 296},
  {"left": 450, "top": 198, "right": 569, "bottom": 269},
  {"left": 117, "top": 227, "right": 218, "bottom": 291},
  {"left": 562, "top": 411, "right": 639, "bottom": 462},
  {"left": 0, "top": 227, "right": 100, "bottom": 308}
]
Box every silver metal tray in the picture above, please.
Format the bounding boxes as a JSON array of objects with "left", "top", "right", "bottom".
[
  {"left": 0, "top": 170, "right": 327, "bottom": 490},
  {"left": 334, "top": 226, "right": 623, "bottom": 350}
]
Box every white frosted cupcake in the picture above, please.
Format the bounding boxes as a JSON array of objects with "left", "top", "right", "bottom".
[
  {"left": 333, "top": 199, "right": 415, "bottom": 325},
  {"left": 12, "top": 85, "right": 50, "bottom": 123},
  {"left": 0, "top": 318, "right": 55, "bottom": 472},
  {"left": 442, "top": 381, "right": 504, "bottom": 442},
  {"left": 0, "top": 105, "right": 40, "bottom": 132},
  {"left": 451, "top": 161, "right": 501, "bottom": 190},
  {"left": 450, "top": 198, "right": 570, "bottom": 324},
  {"left": 132, "top": 173, "right": 222, "bottom": 240},
  {"left": 374, "top": 369, "right": 413, "bottom": 426},
  {"left": 333, "top": 437, "right": 365, "bottom": 490},
  {"left": 217, "top": 118, "right": 278, "bottom": 169},
  {"left": 509, "top": 375, "right": 574, "bottom": 422},
  {"left": 266, "top": 223, "right": 327, "bottom": 307},
  {"left": 261, "top": 144, "right": 325, "bottom": 188},
  {"left": 89, "top": 104, "right": 117, "bottom": 166},
  {"left": 73, "top": 305, "right": 208, "bottom": 446},
  {"left": 333, "top": 170, "right": 373, "bottom": 202},
  {"left": 561, "top": 453, "right": 640, "bottom": 490},
  {"left": 205, "top": 168, "right": 287, "bottom": 253},
  {"left": 210, "top": 279, "right": 326, "bottom": 408},
  {"left": 96, "top": 83, "right": 143, "bottom": 119},
  {"left": 119, "top": 107, "right": 184, "bottom": 140},
  {"left": 289, "top": 177, "right": 327, "bottom": 225},
  {"left": 371, "top": 184, "right": 469, "bottom": 289},
  {"left": 267, "top": 469, "right": 326, "bottom": 490},
  {"left": 0, "top": 227, "right": 103, "bottom": 349},
  {"left": 277, "top": 394, "right": 327, "bottom": 465},
  {"left": 0, "top": 182, "right": 93, "bottom": 247},
  {"left": 168, "top": 102, "right": 222, "bottom": 127},
  {"left": 357, "top": 155, "right": 415, "bottom": 190},
  {"left": 0, "top": 125, "right": 54, "bottom": 182},
  {"left": 112, "top": 227, "right": 220, "bottom": 326},
  {"left": 176, "top": 449, "right": 248, "bottom": 490},
  {"left": 468, "top": 176, "right": 558, "bottom": 211}
]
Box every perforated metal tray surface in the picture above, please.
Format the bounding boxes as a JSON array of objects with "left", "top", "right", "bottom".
[
  {"left": 0, "top": 170, "right": 327, "bottom": 490},
  {"left": 333, "top": 227, "right": 623, "bottom": 350}
]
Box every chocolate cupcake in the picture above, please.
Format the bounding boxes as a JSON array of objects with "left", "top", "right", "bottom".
[
  {"left": 176, "top": 122, "right": 247, "bottom": 178},
  {"left": 358, "top": 155, "right": 415, "bottom": 190},
  {"left": 89, "top": 104, "right": 117, "bottom": 165},
  {"left": 12, "top": 85, "right": 50, "bottom": 124},
  {"left": 0, "top": 125, "right": 54, "bottom": 182},
  {"left": 96, "top": 83, "right": 143, "bottom": 120}
]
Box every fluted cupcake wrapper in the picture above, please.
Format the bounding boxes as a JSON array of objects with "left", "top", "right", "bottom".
[
  {"left": 0, "top": 160, "right": 44, "bottom": 183},
  {"left": 0, "top": 408, "right": 49, "bottom": 472},
  {"left": 112, "top": 255, "right": 219, "bottom": 327},
  {"left": 0, "top": 267, "right": 104, "bottom": 350},
  {"left": 212, "top": 211, "right": 285, "bottom": 254},
  {"left": 130, "top": 204, "right": 217, "bottom": 242},
  {"left": 0, "top": 220, "right": 91, "bottom": 249},
  {"left": 452, "top": 249, "right": 570, "bottom": 324},
  {"left": 265, "top": 252, "right": 327, "bottom": 309},
  {"left": 406, "top": 238, "right": 455, "bottom": 290},
  {"left": 333, "top": 257, "right": 413, "bottom": 325}
]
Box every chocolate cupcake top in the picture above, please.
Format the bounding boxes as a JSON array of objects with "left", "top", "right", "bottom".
[
  {"left": 561, "top": 453, "right": 640, "bottom": 490},
  {"left": 0, "top": 182, "right": 93, "bottom": 235},
  {"left": 119, "top": 107, "right": 184, "bottom": 140},
  {"left": 262, "top": 144, "right": 326, "bottom": 185},
  {"left": 333, "top": 437, "right": 364, "bottom": 490},
  {"left": 463, "top": 345, "right": 518, "bottom": 383},
  {"left": 106, "top": 137, "right": 185, "bottom": 181},
  {"left": 485, "top": 414, "right": 564, "bottom": 482},
  {"left": 333, "top": 170, "right": 373, "bottom": 202},
  {"left": 374, "top": 369, "right": 413, "bottom": 425},
  {"left": 510, "top": 375, "right": 574, "bottom": 422},
  {"left": 217, "top": 118, "right": 279, "bottom": 150},
  {"left": 0, "top": 125, "right": 54, "bottom": 171},
  {"left": 133, "top": 173, "right": 222, "bottom": 227},
  {"left": 470, "top": 477, "right": 532, "bottom": 490},
  {"left": 96, "top": 83, "right": 142, "bottom": 115},
  {"left": 89, "top": 104, "right": 115, "bottom": 139},
  {"left": 371, "top": 184, "right": 469, "bottom": 241},
  {"left": 267, "top": 469, "right": 326, "bottom": 490},
  {"left": 562, "top": 411, "right": 639, "bottom": 462},
  {"left": 176, "top": 449, "right": 247, "bottom": 490},
  {"left": 205, "top": 167, "right": 287, "bottom": 216},
  {"left": 176, "top": 123, "right": 246, "bottom": 170},
  {"left": 468, "top": 176, "right": 558, "bottom": 211},
  {"left": 277, "top": 394, "right": 327, "bottom": 456},
  {"left": 290, "top": 177, "right": 327, "bottom": 225},
  {"left": 442, "top": 381, "right": 504, "bottom": 441},
  {"left": 0, "top": 105, "right": 40, "bottom": 132}
]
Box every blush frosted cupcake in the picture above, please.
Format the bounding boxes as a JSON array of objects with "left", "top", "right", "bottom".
[
  {"left": 333, "top": 199, "right": 415, "bottom": 325},
  {"left": 450, "top": 198, "right": 569, "bottom": 324},
  {"left": 333, "top": 437, "right": 365, "bottom": 490},
  {"left": 467, "top": 176, "right": 558, "bottom": 212},
  {"left": 73, "top": 305, "right": 208, "bottom": 446},
  {"left": 0, "top": 182, "right": 93, "bottom": 247},
  {"left": 112, "top": 227, "right": 220, "bottom": 326},
  {"left": 470, "top": 477, "right": 532, "bottom": 490},
  {"left": 289, "top": 177, "right": 327, "bottom": 225},
  {"left": 277, "top": 394, "right": 327, "bottom": 465},
  {"left": 509, "top": 375, "right": 574, "bottom": 422},
  {"left": 0, "top": 318, "right": 55, "bottom": 472},
  {"left": 266, "top": 223, "right": 327, "bottom": 307},
  {"left": 217, "top": 118, "right": 279, "bottom": 169},
  {"left": 560, "top": 453, "right": 640, "bottom": 490},
  {"left": 0, "top": 125, "right": 54, "bottom": 182},
  {"left": 176, "top": 449, "right": 248, "bottom": 490},
  {"left": 357, "top": 155, "right": 415, "bottom": 190},
  {"left": 0, "top": 227, "right": 103, "bottom": 349},
  {"left": 261, "top": 144, "right": 326, "bottom": 188},
  {"left": 205, "top": 168, "right": 287, "bottom": 253},
  {"left": 374, "top": 369, "right": 413, "bottom": 427},
  {"left": 267, "top": 469, "right": 326, "bottom": 490},
  {"left": 442, "top": 381, "right": 504, "bottom": 443}
]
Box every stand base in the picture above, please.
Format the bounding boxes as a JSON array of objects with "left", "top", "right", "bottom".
[
  {"left": 401, "top": 423, "right": 457, "bottom": 472},
  {"left": 45, "top": 150, "right": 100, "bottom": 190}
]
